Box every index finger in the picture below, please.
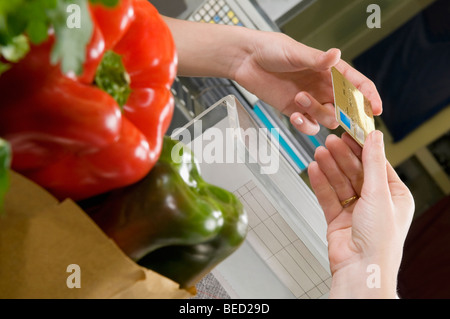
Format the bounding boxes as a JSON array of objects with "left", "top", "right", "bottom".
[
  {"left": 335, "top": 60, "right": 383, "bottom": 116},
  {"left": 325, "top": 134, "right": 364, "bottom": 195}
]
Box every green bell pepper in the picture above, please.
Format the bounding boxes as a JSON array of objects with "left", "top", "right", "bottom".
[
  {"left": 0, "top": 138, "right": 11, "bottom": 215},
  {"left": 87, "top": 136, "right": 248, "bottom": 288}
]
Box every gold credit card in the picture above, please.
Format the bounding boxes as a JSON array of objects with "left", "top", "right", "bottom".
[{"left": 331, "top": 67, "right": 375, "bottom": 146}]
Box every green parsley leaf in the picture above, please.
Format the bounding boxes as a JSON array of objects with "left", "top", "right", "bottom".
[
  {"left": 0, "top": 0, "right": 25, "bottom": 45},
  {"left": 0, "top": 0, "right": 120, "bottom": 77},
  {"left": 26, "top": 17, "right": 49, "bottom": 44},
  {"left": 1, "top": 34, "right": 30, "bottom": 62},
  {"left": 0, "top": 61, "right": 11, "bottom": 76},
  {"left": 89, "top": 0, "right": 120, "bottom": 7},
  {"left": 48, "top": 0, "right": 93, "bottom": 75}
]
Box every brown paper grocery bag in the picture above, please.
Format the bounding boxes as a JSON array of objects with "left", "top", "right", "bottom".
[{"left": 0, "top": 171, "right": 193, "bottom": 299}]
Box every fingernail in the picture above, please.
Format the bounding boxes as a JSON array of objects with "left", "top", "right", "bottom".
[
  {"left": 296, "top": 93, "right": 311, "bottom": 107},
  {"left": 320, "top": 49, "right": 332, "bottom": 62},
  {"left": 323, "top": 49, "right": 333, "bottom": 58},
  {"left": 372, "top": 130, "right": 384, "bottom": 145},
  {"left": 293, "top": 116, "right": 303, "bottom": 126},
  {"left": 318, "top": 50, "right": 330, "bottom": 63}
]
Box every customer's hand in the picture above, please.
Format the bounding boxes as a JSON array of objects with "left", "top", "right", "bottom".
[
  {"left": 308, "top": 131, "right": 414, "bottom": 298},
  {"left": 163, "top": 18, "right": 382, "bottom": 136},
  {"left": 232, "top": 31, "right": 383, "bottom": 135}
]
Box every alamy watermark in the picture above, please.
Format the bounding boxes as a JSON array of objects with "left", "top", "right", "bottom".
[
  {"left": 65, "top": 4, "right": 382, "bottom": 32},
  {"left": 66, "top": 264, "right": 81, "bottom": 289},
  {"left": 66, "top": 4, "right": 81, "bottom": 29},
  {"left": 172, "top": 121, "right": 281, "bottom": 175},
  {"left": 367, "top": 4, "right": 381, "bottom": 29},
  {"left": 366, "top": 264, "right": 381, "bottom": 289}
]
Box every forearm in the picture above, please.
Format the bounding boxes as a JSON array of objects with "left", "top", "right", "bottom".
[{"left": 162, "top": 16, "right": 254, "bottom": 79}]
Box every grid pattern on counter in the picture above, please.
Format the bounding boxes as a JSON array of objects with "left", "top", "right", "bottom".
[{"left": 234, "top": 181, "right": 332, "bottom": 299}]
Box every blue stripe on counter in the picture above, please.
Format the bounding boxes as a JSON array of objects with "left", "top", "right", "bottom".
[{"left": 253, "top": 105, "right": 307, "bottom": 171}]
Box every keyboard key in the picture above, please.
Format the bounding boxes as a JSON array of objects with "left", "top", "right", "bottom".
[
  {"left": 213, "top": 15, "right": 221, "bottom": 23},
  {"left": 232, "top": 17, "right": 239, "bottom": 25},
  {"left": 204, "top": 3, "right": 211, "bottom": 11},
  {"left": 194, "top": 13, "right": 201, "bottom": 21},
  {"left": 227, "top": 11, "right": 234, "bottom": 19},
  {"left": 204, "top": 14, "right": 211, "bottom": 22},
  {"left": 209, "top": 9, "right": 215, "bottom": 16},
  {"left": 199, "top": 8, "right": 206, "bottom": 16},
  {"left": 213, "top": 4, "right": 220, "bottom": 12},
  {"left": 218, "top": 0, "right": 225, "bottom": 6},
  {"left": 208, "top": 0, "right": 215, "bottom": 6}
]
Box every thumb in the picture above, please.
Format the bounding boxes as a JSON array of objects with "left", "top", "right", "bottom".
[
  {"left": 288, "top": 44, "right": 341, "bottom": 71},
  {"left": 361, "top": 130, "right": 390, "bottom": 197}
]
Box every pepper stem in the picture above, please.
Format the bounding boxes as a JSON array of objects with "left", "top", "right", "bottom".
[{"left": 94, "top": 50, "right": 131, "bottom": 109}]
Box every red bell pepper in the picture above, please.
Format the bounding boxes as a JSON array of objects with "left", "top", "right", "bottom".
[{"left": 0, "top": 0, "right": 178, "bottom": 201}]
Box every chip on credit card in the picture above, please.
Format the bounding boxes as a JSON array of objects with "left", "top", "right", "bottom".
[{"left": 331, "top": 67, "right": 375, "bottom": 146}]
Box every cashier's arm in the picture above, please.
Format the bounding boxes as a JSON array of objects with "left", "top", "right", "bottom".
[{"left": 163, "top": 16, "right": 382, "bottom": 135}]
